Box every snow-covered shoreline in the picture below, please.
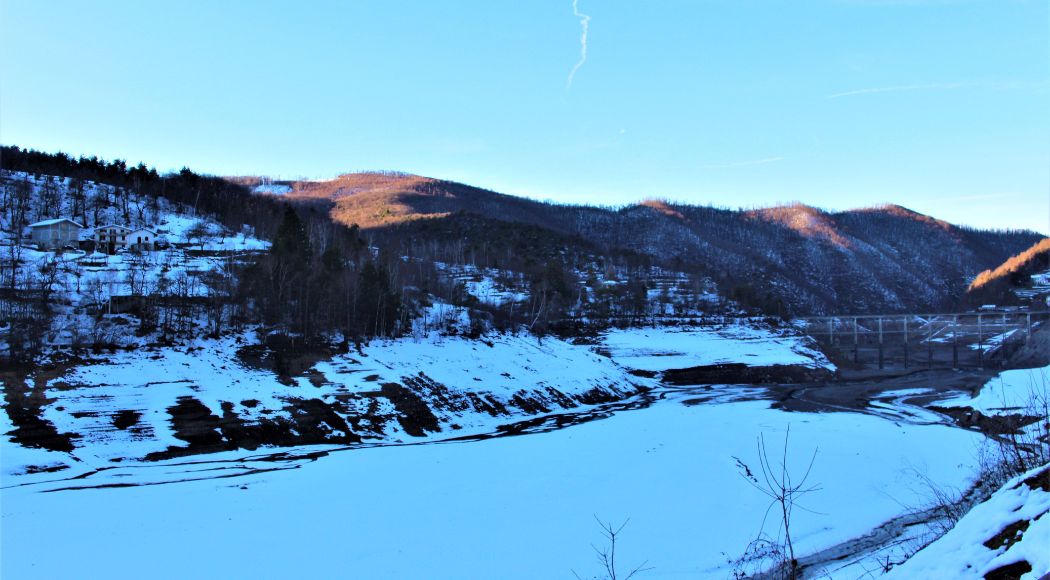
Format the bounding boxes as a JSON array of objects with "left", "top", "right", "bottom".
[{"left": 4, "top": 328, "right": 1042, "bottom": 579}]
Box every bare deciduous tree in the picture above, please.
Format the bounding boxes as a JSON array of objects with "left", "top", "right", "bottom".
[
  {"left": 732, "top": 426, "right": 821, "bottom": 580},
  {"left": 574, "top": 517, "right": 652, "bottom": 580}
]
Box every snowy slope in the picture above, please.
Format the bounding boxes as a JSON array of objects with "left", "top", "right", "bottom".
[
  {"left": 0, "top": 170, "right": 270, "bottom": 354},
  {"left": 3, "top": 331, "right": 651, "bottom": 474},
  {"left": 941, "top": 366, "right": 1049, "bottom": 415},
  {"left": 886, "top": 464, "right": 1050, "bottom": 580}
]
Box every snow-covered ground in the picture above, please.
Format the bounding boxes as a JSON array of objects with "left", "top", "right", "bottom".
[
  {"left": 886, "top": 463, "right": 1049, "bottom": 580},
  {"left": 431, "top": 261, "right": 722, "bottom": 316},
  {"left": 1, "top": 388, "right": 982, "bottom": 579},
  {"left": 598, "top": 324, "right": 833, "bottom": 372},
  {"left": 434, "top": 262, "right": 529, "bottom": 306},
  {"left": 2, "top": 331, "right": 650, "bottom": 474},
  {"left": 251, "top": 183, "right": 293, "bottom": 195},
  {"left": 3, "top": 314, "right": 1022, "bottom": 579},
  {"left": 942, "top": 366, "right": 1048, "bottom": 415}
]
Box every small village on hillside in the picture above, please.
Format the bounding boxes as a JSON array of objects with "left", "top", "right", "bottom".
[{"left": 0, "top": 171, "right": 269, "bottom": 357}]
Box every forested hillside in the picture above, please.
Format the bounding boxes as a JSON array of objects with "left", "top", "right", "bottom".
[
  {"left": 246, "top": 171, "right": 1041, "bottom": 315},
  {"left": 966, "top": 237, "right": 1050, "bottom": 307}
]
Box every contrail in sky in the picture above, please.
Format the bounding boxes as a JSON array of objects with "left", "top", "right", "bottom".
[{"left": 566, "top": 0, "right": 590, "bottom": 89}]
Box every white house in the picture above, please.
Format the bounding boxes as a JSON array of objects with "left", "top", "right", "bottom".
[
  {"left": 128, "top": 228, "right": 157, "bottom": 251},
  {"left": 95, "top": 225, "right": 133, "bottom": 253},
  {"left": 28, "top": 218, "right": 84, "bottom": 249},
  {"left": 95, "top": 224, "right": 161, "bottom": 252}
]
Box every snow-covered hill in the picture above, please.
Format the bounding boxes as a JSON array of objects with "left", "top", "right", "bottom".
[{"left": 0, "top": 171, "right": 269, "bottom": 355}]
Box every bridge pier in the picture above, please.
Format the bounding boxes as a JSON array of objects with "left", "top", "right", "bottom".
[
  {"left": 877, "top": 317, "right": 884, "bottom": 370},
  {"left": 952, "top": 315, "right": 959, "bottom": 369},
  {"left": 927, "top": 317, "right": 933, "bottom": 368},
  {"left": 977, "top": 314, "right": 983, "bottom": 370},
  {"left": 853, "top": 317, "right": 859, "bottom": 364},
  {"left": 903, "top": 317, "right": 909, "bottom": 369}
]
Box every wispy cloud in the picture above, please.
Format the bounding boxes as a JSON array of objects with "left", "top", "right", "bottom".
[
  {"left": 826, "top": 79, "right": 1049, "bottom": 99},
  {"left": 700, "top": 156, "right": 785, "bottom": 169},
  {"left": 566, "top": 0, "right": 591, "bottom": 89},
  {"left": 827, "top": 82, "right": 972, "bottom": 99}
]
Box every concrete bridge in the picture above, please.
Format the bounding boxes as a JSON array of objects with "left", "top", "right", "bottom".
[{"left": 796, "top": 310, "right": 1048, "bottom": 370}]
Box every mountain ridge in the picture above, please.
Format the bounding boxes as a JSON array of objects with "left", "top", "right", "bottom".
[{"left": 238, "top": 172, "right": 1041, "bottom": 315}]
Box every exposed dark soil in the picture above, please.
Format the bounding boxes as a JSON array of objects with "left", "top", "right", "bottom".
[
  {"left": 983, "top": 519, "right": 1030, "bottom": 550},
  {"left": 112, "top": 409, "right": 142, "bottom": 430},
  {"left": 164, "top": 396, "right": 226, "bottom": 449},
  {"left": 0, "top": 357, "right": 79, "bottom": 453},
  {"left": 772, "top": 368, "right": 1000, "bottom": 414},
  {"left": 235, "top": 337, "right": 336, "bottom": 386},
  {"left": 378, "top": 382, "right": 442, "bottom": 437},
  {"left": 927, "top": 406, "right": 1043, "bottom": 436},
  {"left": 1022, "top": 466, "right": 1050, "bottom": 492},
  {"left": 1008, "top": 325, "right": 1050, "bottom": 368},
  {"left": 144, "top": 395, "right": 364, "bottom": 461},
  {"left": 662, "top": 363, "right": 833, "bottom": 386},
  {"left": 984, "top": 560, "right": 1032, "bottom": 580}
]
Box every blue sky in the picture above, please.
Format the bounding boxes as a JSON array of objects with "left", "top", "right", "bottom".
[{"left": 2, "top": 0, "right": 1047, "bottom": 233}]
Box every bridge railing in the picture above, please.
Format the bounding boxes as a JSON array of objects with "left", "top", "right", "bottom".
[{"left": 794, "top": 311, "right": 1048, "bottom": 370}]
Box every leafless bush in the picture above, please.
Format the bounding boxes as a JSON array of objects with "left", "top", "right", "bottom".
[
  {"left": 904, "top": 467, "right": 968, "bottom": 539},
  {"left": 574, "top": 517, "right": 652, "bottom": 580},
  {"left": 993, "top": 371, "right": 1050, "bottom": 476},
  {"left": 731, "top": 426, "right": 821, "bottom": 580}
]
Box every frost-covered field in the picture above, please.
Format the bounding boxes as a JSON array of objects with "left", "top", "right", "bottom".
[{"left": 1, "top": 389, "right": 982, "bottom": 579}]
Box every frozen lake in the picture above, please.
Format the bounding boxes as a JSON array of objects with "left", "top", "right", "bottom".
[{"left": 2, "top": 384, "right": 982, "bottom": 579}]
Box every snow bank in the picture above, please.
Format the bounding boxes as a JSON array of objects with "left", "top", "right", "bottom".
[{"left": 40, "top": 336, "right": 291, "bottom": 463}]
